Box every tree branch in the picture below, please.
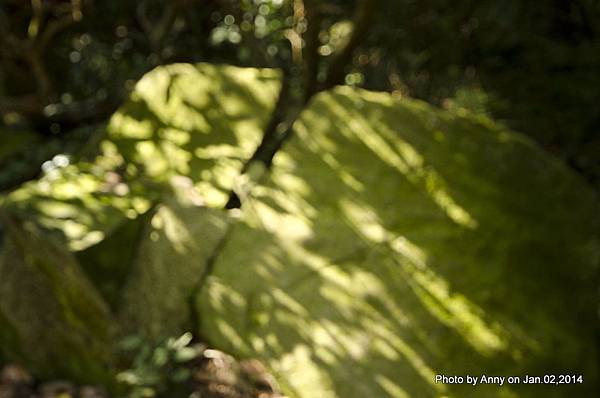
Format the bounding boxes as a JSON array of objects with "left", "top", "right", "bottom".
[{"left": 302, "top": 0, "right": 321, "bottom": 102}]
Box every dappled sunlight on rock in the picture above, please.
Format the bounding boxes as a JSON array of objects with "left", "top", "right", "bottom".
[
  {"left": 3, "top": 63, "right": 280, "bottom": 256},
  {"left": 198, "top": 86, "right": 598, "bottom": 397},
  {"left": 118, "top": 185, "right": 229, "bottom": 340},
  {"left": 5, "top": 163, "right": 153, "bottom": 251},
  {"left": 1, "top": 64, "right": 597, "bottom": 397},
  {"left": 107, "top": 63, "right": 281, "bottom": 207}
]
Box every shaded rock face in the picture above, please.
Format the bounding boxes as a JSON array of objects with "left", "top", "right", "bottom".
[
  {"left": 0, "top": 216, "right": 114, "bottom": 385},
  {"left": 119, "top": 201, "right": 229, "bottom": 340},
  {"left": 0, "top": 64, "right": 598, "bottom": 397}
]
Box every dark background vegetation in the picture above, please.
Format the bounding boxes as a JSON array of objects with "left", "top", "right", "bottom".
[{"left": 1, "top": 0, "right": 599, "bottom": 193}]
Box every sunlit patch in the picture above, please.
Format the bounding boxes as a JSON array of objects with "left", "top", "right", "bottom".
[
  {"left": 376, "top": 375, "right": 410, "bottom": 398},
  {"left": 321, "top": 153, "right": 364, "bottom": 192},
  {"left": 400, "top": 261, "right": 508, "bottom": 356},
  {"left": 195, "top": 182, "right": 228, "bottom": 207},
  {"left": 162, "top": 128, "right": 191, "bottom": 146},
  {"left": 252, "top": 201, "right": 313, "bottom": 242},
  {"left": 321, "top": 94, "right": 478, "bottom": 229},
  {"left": 390, "top": 236, "right": 427, "bottom": 269},
  {"left": 272, "top": 173, "right": 312, "bottom": 197},
  {"left": 368, "top": 321, "right": 442, "bottom": 390},
  {"left": 194, "top": 144, "right": 245, "bottom": 159},
  {"left": 215, "top": 318, "right": 248, "bottom": 354},
  {"left": 135, "top": 141, "right": 168, "bottom": 177},
  {"left": 276, "top": 345, "right": 336, "bottom": 398},
  {"left": 108, "top": 112, "right": 154, "bottom": 139},
  {"left": 157, "top": 206, "right": 192, "bottom": 254},
  {"left": 272, "top": 288, "right": 309, "bottom": 317},
  {"left": 339, "top": 199, "right": 387, "bottom": 243},
  {"left": 71, "top": 230, "right": 105, "bottom": 251}
]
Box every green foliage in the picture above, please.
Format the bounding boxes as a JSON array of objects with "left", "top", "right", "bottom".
[
  {"left": 117, "top": 332, "right": 201, "bottom": 398},
  {"left": 2, "top": 0, "right": 598, "bottom": 188}
]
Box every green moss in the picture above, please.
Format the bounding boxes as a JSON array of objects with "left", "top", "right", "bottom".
[
  {"left": 118, "top": 184, "right": 229, "bottom": 340},
  {"left": 2, "top": 64, "right": 597, "bottom": 397},
  {"left": 0, "top": 215, "right": 115, "bottom": 385},
  {"left": 3, "top": 63, "right": 281, "bottom": 252},
  {"left": 198, "top": 87, "right": 598, "bottom": 398},
  {"left": 77, "top": 214, "right": 148, "bottom": 309}
]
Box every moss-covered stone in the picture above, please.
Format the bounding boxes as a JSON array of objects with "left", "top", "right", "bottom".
[
  {"left": 197, "top": 87, "right": 599, "bottom": 397},
  {"left": 0, "top": 63, "right": 280, "bottom": 384},
  {"left": 3, "top": 63, "right": 280, "bottom": 252},
  {"left": 0, "top": 214, "right": 115, "bottom": 385},
  {"left": 118, "top": 180, "right": 230, "bottom": 340}
]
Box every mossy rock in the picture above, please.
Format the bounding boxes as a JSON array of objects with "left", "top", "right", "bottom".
[
  {"left": 0, "top": 63, "right": 279, "bottom": 383},
  {"left": 3, "top": 63, "right": 280, "bottom": 252},
  {"left": 197, "top": 87, "right": 599, "bottom": 398},
  {"left": 0, "top": 214, "right": 115, "bottom": 385},
  {"left": 118, "top": 180, "right": 230, "bottom": 340}
]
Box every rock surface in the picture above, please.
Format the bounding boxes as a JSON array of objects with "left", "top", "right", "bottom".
[{"left": 198, "top": 87, "right": 599, "bottom": 397}]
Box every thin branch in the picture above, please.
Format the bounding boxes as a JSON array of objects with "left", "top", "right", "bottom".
[
  {"left": 302, "top": 0, "right": 322, "bottom": 102},
  {"left": 1, "top": 0, "right": 87, "bottom": 113}
]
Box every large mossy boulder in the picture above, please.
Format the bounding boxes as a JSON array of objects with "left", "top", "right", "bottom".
[
  {"left": 197, "top": 87, "right": 599, "bottom": 397},
  {"left": 3, "top": 63, "right": 281, "bottom": 252}
]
